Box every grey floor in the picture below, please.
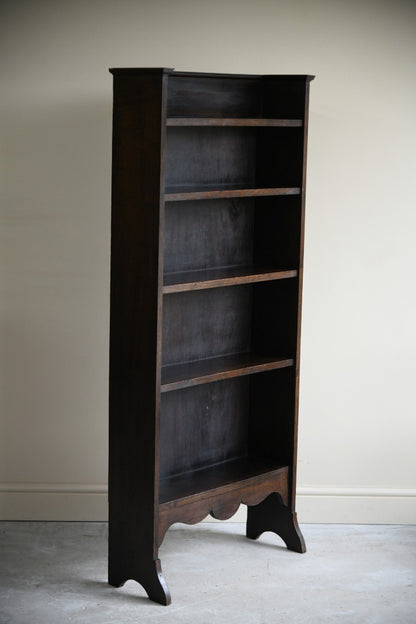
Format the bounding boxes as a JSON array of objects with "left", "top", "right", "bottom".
[{"left": 0, "top": 522, "right": 415, "bottom": 624}]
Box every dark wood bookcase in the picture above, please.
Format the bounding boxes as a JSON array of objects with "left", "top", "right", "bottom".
[{"left": 108, "top": 68, "right": 314, "bottom": 605}]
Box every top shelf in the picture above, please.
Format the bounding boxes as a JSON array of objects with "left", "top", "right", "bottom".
[{"left": 166, "top": 117, "right": 303, "bottom": 127}]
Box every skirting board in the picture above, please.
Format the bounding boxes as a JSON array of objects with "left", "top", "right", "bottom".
[{"left": 0, "top": 484, "right": 415, "bottom": 524}]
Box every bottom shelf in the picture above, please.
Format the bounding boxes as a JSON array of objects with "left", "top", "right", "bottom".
[
  {"left": 159, "top": 458, "right": 288, "bottom": 505},
  {"left": 158, "top": 458, "right": 289, "bottom": 545}
]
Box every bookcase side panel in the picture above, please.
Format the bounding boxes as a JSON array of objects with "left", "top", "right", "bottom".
[
  {"left": 109, "top": 71, "right": 166, "bottom": 576},
  {"left": 290, "top": 77, "right": 313, "bottom": 509},
  {"left": 252, "top": 77, "right": 313, "bottom": 511}
]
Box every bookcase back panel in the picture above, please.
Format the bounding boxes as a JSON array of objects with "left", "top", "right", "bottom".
[
  {"left": 167, "top": 76, "right": 262, "bottom": 118},
  {"left": 159, "top": 368, "right": 296, "bottom": 480},
  {"left": 164, "top": 199, "right": 254, "bottom": 273},
  {"left": 162, "top": 287, "right": 252, "bottom": 366},
  {"left": 166, "top": 75, "right": 309, "bottom": 120},
  {"left": 163, "top": 196, "right": 303, "bottom": 275},
  {"left": 165, "top": 127, "right": 303, "bottom": 189},
  {"left": 162, "top": 278, "right": 299, "bottom": 367},
  {"left": 165, "top": 127, "right": 256, "bottom": 188},
  {"left": 159, "top": 377, "right": 250, "bottom": 478}
]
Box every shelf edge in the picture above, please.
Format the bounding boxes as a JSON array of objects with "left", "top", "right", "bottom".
[
  {"left": 165, "top": 187, "right": 301, "bottom": 201},
  {"left": 163, "top": 268, "right": 298, "bottom": 294},
  {"left": 166, "top": 118, "right": 303, "bottom": 127},
  {"left": 161, "top": 356, "right": 294, "bottom": 393}
]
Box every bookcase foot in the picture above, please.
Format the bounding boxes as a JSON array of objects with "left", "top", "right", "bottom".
[
  {"left": 108, "top": 573, "right": 126, "bottom": 588},
  {"left": 246, "top": 492, "right": 306, "bottom": 553},
  {"left": 109, "top": 559, "right": 171, "bottom": 605},
  {"left": 141, "top": 559, "right": 171, "bottom": 605}
]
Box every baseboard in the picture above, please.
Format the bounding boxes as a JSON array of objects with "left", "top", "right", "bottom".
[
  {"left": 0, "top": 484, "right": 108, "bottom": 521},
  {"left": 296, "top": 486, "right": 416, "bottom": 524},
  {"left": 1, "top": 484, "right": 415, "bottom": 523}
]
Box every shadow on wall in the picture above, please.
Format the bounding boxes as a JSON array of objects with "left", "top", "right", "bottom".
[{"left": 2, "top": 97, "right": 112, "bottom": 482}]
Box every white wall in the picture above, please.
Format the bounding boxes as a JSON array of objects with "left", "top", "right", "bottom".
[{"left": 1, "top": 0, "right": 415, "bottom": 523}]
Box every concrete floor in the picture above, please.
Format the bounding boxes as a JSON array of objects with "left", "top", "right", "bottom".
[{"left": 0, "top": 522, "right": 415, "bottom": 624}]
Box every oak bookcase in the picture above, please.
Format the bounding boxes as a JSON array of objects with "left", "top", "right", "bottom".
[{"left": 108, "top": 68, "right": 314, "bottom": 604}]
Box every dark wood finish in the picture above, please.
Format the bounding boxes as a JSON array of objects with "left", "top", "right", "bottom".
[
  {"left": 162, "top": 286, "right": 252, "bottom": 366},
  {"left": 108, "top": 69, "right": 169, "bottom": 604},
  {"left": 109, "top": 68, "right": 314, "bottom": 604},
  {"left": 163, "top": 266, "right": 297, "bottom": 293},
  {"left": 247, "top": 492, "right": 306, "bottom": 553},
  {"left": 167, "top": 117, "right": 302, "bottom": 126},
  {"left": 159, "top": 377, "right": 251, "bottom": 478},
  {"left": 165, "top": 184, "right": 300, "bottom": 201},
  {"left": 164, "top": 198, "right": 255, "bottom": 274},
  {"left": 159, "top": 460, "right": 288, "bottom": 505},
  {"left": 166, "top": 75, "right": 263, "bottom": 118},
  {"left": 158, "top": 463, "right": 289, "bottom": 546},
  {"left": 161, "top": 353, "right": 294, "bottom": 392}
]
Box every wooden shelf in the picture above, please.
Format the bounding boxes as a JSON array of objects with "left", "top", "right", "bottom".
[
  {"left": 159, "top": 457, "right": 289, "bottom": 505},
  {"left": 166, "top": 117, "right": 303, "bottom": 127},
  {"left": 165, "top": 184, "right": 301, "bottom": 202},
  {"left": 163, "top": 266, "right": 297, "bottom": 294},
  {"left": 161, "top": 353, "right": 294, "bottom": 393}
]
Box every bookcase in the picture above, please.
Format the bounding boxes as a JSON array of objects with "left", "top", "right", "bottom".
[{"left": 108, "top": 68, "right": 314, "bottom": 605}]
